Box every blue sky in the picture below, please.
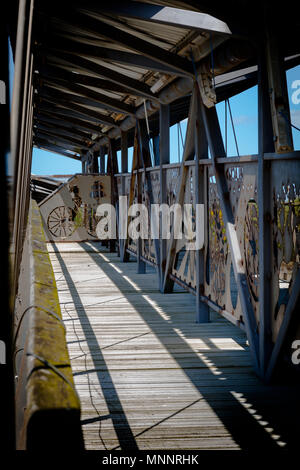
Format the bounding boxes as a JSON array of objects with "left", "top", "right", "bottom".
[{"left": 30, "top": 65, "right": 300, "bottom": 175}]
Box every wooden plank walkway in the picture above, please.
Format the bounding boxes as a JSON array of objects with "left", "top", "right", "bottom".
[{"left": 49, "top": 242, "right": 300, "bottom": 451}]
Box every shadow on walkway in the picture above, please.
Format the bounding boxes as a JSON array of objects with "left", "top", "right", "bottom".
[{"left": 52, "top": 242, "right": 300, "bottom": 451}]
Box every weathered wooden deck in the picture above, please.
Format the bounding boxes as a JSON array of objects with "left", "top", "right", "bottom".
[{"left": 49, "top": 242, "right": 299, "bottom": 451}]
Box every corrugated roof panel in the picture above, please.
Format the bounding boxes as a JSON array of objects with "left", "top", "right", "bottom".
[
  {"left": 78, "top": 56, "right": 146, "bottom": 81},
  {"left": 33, "top": 1, "right": 232, "bottom": 154},
  {"left": 119, "top": 16, "right": 191, "bottom": 47},
  {"left": 80, "top": 10, "right": 177, "bottom": 50}
]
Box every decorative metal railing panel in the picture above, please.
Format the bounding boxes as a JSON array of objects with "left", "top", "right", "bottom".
[
  {"left": 270, "top": 160, "right": 300, "bottom": 342},
  {"left": 127, "top": 172, "right": 138, "bottom": 255},
  {"left": 39, "top": 174, "right": 111, "bottom": 242},
  {"left": 170, "top": 164, "right": 197, "bottom": 289},
  {"left": 115, "top": 156, "right": 300, "bottom": 351},
  {"left": 206, "top": 162, "right": 259, "bottom": 324},
  {"left": 141, "top": 169, "right": 160, "bottom": 264},
  {"left": 112, "top": 81, "right": 300, "bottom": 379}
]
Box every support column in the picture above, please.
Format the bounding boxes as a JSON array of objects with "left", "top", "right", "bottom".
[
  {"left": 159, "top": 104, "right": 170, "bottom": 291},
  {"left": 265, "top": 30, "right": 293, "bottom": 154},
  {"left": 109, "top": 140, "right": 118, "bottom": 253},
  {"left": 110, "top": 139, "right": 119, "bottom": 174},
  {"left": 194, "top": 93, "right": 210, "bottom": 323},
  {"left": 99, "top": 145, "right": 106, "bottom": 173},
  {"left": 163, "top": 89, "right": 198, "bottom": 294},
  {"left": 199, "top": 93, "right": 260, "bottom": 375},
  {"left": 92, "top": 150, "right": 99, "bottom": 173},
  {"left": 121, "top": 130, "right": 128, "bottom": 174},
  {"left": 153, "top": 135, "right": 160, "bottom": 166},
  {"left": 120, "top": 131, "right": 129, "bottom": 262},
  {"left": 136, "top": 167, "right": 146, "bottom": 274},
  {"left": 257, "top": 26, "right": 293, "bottom": 378},
  {"left": 136, "top": 122, "right": 148, "bottom": 274}
]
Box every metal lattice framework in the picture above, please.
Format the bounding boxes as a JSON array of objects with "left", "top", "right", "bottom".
[{"left": 115, "top": 79, "right": 300, "bottom": 379}]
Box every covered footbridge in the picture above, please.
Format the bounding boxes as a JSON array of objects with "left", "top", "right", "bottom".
[{"left": 1, "top": 0, "right": 300, "bottom": 452}]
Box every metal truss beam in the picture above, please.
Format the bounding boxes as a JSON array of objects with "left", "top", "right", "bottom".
[
  {"left": 99, "top": 146, "right": 106, "bottom": 173},
  {"left": 33, "top": 140, "right": 81, "bottom": 160},
  {"left": 45, "top": 49, "right": 159, "bottom": 101},
  {"left": 40, "top": 36, "right": 184, "bottom": 76},
  {"left": 34, "top": 122, "right": 92, "bottom": 146},
  {"left": 138, "top": 119, "right": 162, "bottom": 279},
  {"left": 51, "top": 9, "right": 194, "bottom": 77},
  {"left": 40, "top": 75, "right": 135, "bottom": 116},
  {"left": 123, "top": 126, "right": 140, "bottom": 259},
  {"left": 36, "top": 64, "right": 139, "bottom": 95},
  {"left": 163, "top": 87, "right": 197, "bottom": 293},
  {"left": 199, "top": 88, "right": 260, "bottom": 375},
  {"left": 194, "top": 86, "right": 210, "bottom": 323},
  {"left": 37, "top": 88, "right": 119, "bottom": 128},
  {"left": 98, "top": 39, "right": 253, "bottom": 144},
  {"left": 159, "top": 104, "right": 170, "bottom": 291},
  {"left": 34, "top": 131, "right": 89, "bottom": 152},
  {"left": 258, "top": 24, "right": 296, "bottom": 381},
  {"left": 85, "top": 2, "right": 231, "bottom": 36},
  {"left": 34, "top": 115, "right": 94, "bottom": 140},
  {"left": 257, "top": 33, "right": 276, "bottom": 378},
  {"left": 37, "top": 99, "right": 104, "bottom": 123},
  {"left": 119, "top": 131, "right": 128, "bottom": 262},
  {"left": 35, "top": 109, "right": 105, "bottom": 135}
]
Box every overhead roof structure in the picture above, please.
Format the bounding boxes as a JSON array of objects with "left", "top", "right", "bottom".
[
  {"left": 30, "top": 1, "right": 258, "bottom": 160},
  {"left": 31, "top": 1, "right": 300, "bottom": 163}
]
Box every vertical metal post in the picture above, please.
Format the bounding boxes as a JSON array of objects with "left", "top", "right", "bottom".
[
  {"left": 257, "top": 36, "right": 275, "bottom": 377},
  {"left": 110, "top": 139, "right": 119, "bottom": 174},
  {"left": 120, "top": 131, "right": 129, "bottom": 261},
  {"left": 199, "top": 95, "right": 260, "bottom": 375},
  {"left": 121, "top": 130, "right": 128, "bottom": 174},
  {"left": 99, "top": 145, "right": 106, "bottom": 173},
  {"left": 163, "top": 88, "right": 198, "bottom": 293},
  {"left": 257, "top": 26, "right": 293, "bottom": 377},
  {"left": 81, "top": 158, "right": 86, "bottom": 173},
  {"left": 153, "top": 135, "right": 160, "bottom": 166},
  {"left": 265, "top": 30, "right": 293, "bottom": 154},
  {"left": 92, "top": 150, "right": 99, "bottom": 173},
  {"left": 123, "top": 125, "right": 140, "bottom": 263},
  {"left": 136, "top": 122, "right": 147, "bottom": 274},
  {"left": 159, "top": 104, "right": 170, "bottom": 291},
  {"left": 194, "top": 91, "right": 210, "bottom": 323},
  {"left": 108, "top": 140, "right": 119, "bottom": 253},
  {"left": 136, "top": 167, "right": 146, "bottom": 273}
]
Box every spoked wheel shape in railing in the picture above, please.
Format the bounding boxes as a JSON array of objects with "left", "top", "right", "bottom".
[{"left": 47, "top": 205, "right": 76, "bottom": 239}]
